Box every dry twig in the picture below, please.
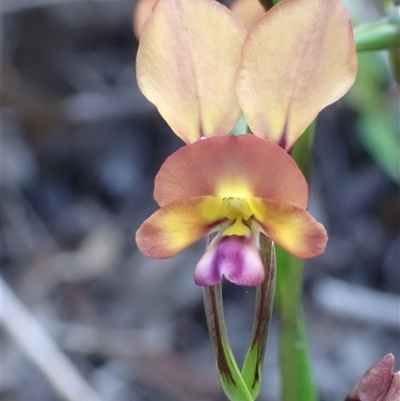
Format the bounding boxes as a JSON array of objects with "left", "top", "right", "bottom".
[{"left": 0, "top": 275, "right": 105, "bottom": 401}]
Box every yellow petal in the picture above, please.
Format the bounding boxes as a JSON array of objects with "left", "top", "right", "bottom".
[
  {"left": 249, "top": 197, "right": 327, "bottom": 258},
  {"left": 137, "top": 0, "right": 246, "bottom": 144},
  {"left": 238, "top": 0, "right": 358, "bottom": 151},
  {"left": 136, "top": 196, "right": 224, "bottom": 258}
]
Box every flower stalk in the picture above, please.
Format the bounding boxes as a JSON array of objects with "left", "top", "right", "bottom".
[{"left": 275, "top": 124, "right": 318, "bottom": 401}]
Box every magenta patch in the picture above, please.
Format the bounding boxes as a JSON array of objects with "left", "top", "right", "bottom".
[{"left": 194, "top": 235, "right": 265, "bottom": 286}]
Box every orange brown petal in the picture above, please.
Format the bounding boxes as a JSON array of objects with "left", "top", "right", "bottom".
[{"left": 154, "top": 135, "right": 308, "bottom": 209}]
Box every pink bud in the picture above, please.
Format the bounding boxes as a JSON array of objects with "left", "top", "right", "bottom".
[{"left": 347, "top": 354, "right": 400, "bottom": 401}]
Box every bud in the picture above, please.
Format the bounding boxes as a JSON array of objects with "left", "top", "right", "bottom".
[{"left": 346, "top": 354, "right": 400, "bottom": 401}]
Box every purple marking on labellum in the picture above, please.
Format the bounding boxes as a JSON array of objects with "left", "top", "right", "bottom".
[{"left": 194, "top": 235, "right": 264, "bottom": 286}]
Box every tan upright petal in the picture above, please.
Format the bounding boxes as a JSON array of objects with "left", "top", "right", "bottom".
[
  {"left": 238, "top": 0, "right": 358, "bottom": 151},
  {"left": 231, "top": 0, "right": 265, "bottom": 31},
  {"left": 137, "top": 0, "right": 246, "bottom": 144},
  {"left": 133, "top": 0, "right": 157, "bottom": 39}
]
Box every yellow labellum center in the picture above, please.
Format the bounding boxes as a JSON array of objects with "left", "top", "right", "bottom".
[{"left": 221, "top": 197, "right": 253, "bottom": 237}]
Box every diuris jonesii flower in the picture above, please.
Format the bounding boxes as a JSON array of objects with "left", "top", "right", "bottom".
[
  {"left": 136, "top": 0, "right": 357, "bottom": 151},
  {"left": 136, "top": 134, "right": 327, "bottom": 286},
  {"left": 135, "top": 0, "right": 357, "bottom": 286}
]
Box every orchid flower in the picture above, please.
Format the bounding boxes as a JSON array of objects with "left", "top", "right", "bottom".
[
  {"left": 136, "top": 0, "right": 357, "bottom": 151},
  {"left": 135, "top": 0, "right": 357, "bottom": 286},
  {"left": 136, "top": 134, "right": 327, "bottom": 286}
]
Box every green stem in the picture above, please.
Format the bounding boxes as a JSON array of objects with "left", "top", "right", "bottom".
[
  {"left": 275, "top": 245, "right": 317, "bottom": 401},
  {"left": 275, "top": 124, "right": 318, "bottom": 401},
  {"left": 278, "top": 304, "right": 317, "bottom": 401}
]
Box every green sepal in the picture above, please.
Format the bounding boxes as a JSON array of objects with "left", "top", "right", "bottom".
[
  {"left": 203, "top": 284, "right": 254, "bottom": 401},
  {"left": 241, "top": 235, "right": 276, "bottom": 400},
  {"left": 230, "top": 114, "right": 249, "bottom": 136}
]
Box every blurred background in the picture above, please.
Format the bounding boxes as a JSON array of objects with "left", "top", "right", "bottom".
[{"left": 1, "top": 0, "right": 399, "bottom": 400}]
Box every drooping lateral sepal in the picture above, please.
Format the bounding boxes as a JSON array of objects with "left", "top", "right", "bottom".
[
  {"left": 241, "top": 234, "right": 276, "bottom": 399},
  {"left": 203, "top": 284, "right": 254, "bottom": 401}
]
